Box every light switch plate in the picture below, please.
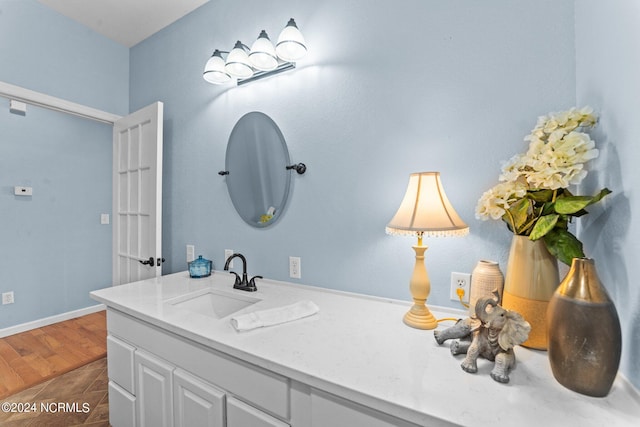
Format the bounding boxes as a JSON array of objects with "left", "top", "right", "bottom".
[{"left": 14, "top": 186, "right": 33, "bottom": 196}]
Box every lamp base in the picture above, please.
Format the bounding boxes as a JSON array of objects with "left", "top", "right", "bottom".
[
  {"left": 403, "top": 243, "right": 437, "bottom": 330},
  {"left": 403, "top": 304, "right": 437, "bottom": 329}
]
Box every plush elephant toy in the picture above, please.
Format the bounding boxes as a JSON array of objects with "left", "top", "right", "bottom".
[{"left": 434, "top": 296, "right": 531, "bottom": 383}]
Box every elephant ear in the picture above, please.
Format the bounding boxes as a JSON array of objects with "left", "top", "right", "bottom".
[
  {"left": 469, "top": 317, "right": 482, "bottom": 332},
  {"left": 498, "top": 312, "right": 532, "bottom": 350}
]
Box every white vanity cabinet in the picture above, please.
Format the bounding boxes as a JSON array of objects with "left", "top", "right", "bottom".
[
  {"left": 106, "top": 308, "right": 291, "bottom": 427},
  {"left": 109, "top": 345, "right": 228, "bottom": 427},
  {"left": 105, "top": 308, "right": 424, "bottom": 427}
]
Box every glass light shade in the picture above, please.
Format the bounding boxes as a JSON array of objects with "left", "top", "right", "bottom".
[
  {"left": 225, "top": 41, "right": 254, "bottom": 79},
  {"left": 276, "top": 18, "right": 307, "bottom": 62},
  {"left": 386, "top": 172, "right": 469, "bottom": 237},
  {"left": 249, "top": 30, "right": 278, "bottom": 71},
  {"left": 203, "top": 50, "right": 232, "bottom": 84}
]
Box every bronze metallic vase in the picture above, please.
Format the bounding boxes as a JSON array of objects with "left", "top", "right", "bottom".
[{"left": 547, "top": 258, "right": 621, "bottom": 397}]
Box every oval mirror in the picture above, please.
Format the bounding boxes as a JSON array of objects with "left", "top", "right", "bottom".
[{"left": 224, "top": 112, "right": 291, "bottom": 228}]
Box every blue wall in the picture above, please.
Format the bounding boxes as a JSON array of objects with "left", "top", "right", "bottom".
[
  {"left": 575, "top": 0, "right": 640, "bottom": 391},
  {"left": 2, "top": 0, "right": 637, "bottom": 391},
  {"left": 0, "top": 0, "right": 129, "bottom": 114},
  {"left": 130, "top": 0, "right": 575, "bottom": 303},
  {"left": 0, "top": 0, "right": 128, "bottom": 328},
  {"left": 130, "top": 0, "right": 639, "bottom": 389}
]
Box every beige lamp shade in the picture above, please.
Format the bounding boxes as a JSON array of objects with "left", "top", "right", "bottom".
[{"left": 386, "top": 172, "right": 469, "bottom": 237}]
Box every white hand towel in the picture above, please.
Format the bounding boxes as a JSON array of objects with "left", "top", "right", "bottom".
[{"left": 231, "top": 300, "right": 319, "bottom": 332}]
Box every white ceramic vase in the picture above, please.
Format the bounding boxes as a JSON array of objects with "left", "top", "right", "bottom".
[{"left": 469, "top": 260, "right": 504, "bottom": 316}]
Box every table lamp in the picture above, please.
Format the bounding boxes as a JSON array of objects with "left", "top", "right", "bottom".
[{"left": 386, "top": 172, "right": 469, "bottom": 329}]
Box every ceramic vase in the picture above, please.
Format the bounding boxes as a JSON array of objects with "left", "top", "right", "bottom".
[
  {"left": 547, "top": 258, "right": 621, "bottom": 397},
  {"left": 501, "top": 235, "right": 559, "bottom": 350},
  {"left": 468, "top": 260, "right": 504, "bottom": 316}
]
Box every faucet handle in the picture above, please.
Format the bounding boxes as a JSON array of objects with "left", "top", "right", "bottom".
[
  {"left": 229, "top": 271, "right": 241, "bottom": 287},
  {"left": 248, "top": 275, "right": 263, "bottom": 290}
]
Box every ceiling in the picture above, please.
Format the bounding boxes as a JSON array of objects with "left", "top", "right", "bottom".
[{"left": 37, "top": 0, "right": 210, "bottom": 48}]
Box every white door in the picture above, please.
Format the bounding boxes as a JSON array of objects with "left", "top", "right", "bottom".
[{"left": 113, "top": 102, "right": 163, "bottom": 286}]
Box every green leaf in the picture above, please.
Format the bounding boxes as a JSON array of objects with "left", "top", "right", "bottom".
[
  {"left": 505, "top": 198, "right": 530, "bottom": 233},
  {"left": 541, "top": 202, "right": 556, "bottom": 216},
  {"left": 530, "top": 214, "right": 559, "bottom": 240},
  {"left": 554, "top": 188, "right": 612, "bottom": 215},
  {"left": 590, "top": 187, "right": 613, "bottom": 204},
  {"left": 555, "top": 196, "right": 594, "bottom": 214},
  {"left": 527, "top": 189, "right": 554, "bottom": 203},
  {"left": 544, "top": 229, "right": 585, "bottom": 266}
]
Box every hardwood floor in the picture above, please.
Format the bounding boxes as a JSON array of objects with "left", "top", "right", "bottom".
[
  {"left": 0, "top": 311, "right": 107, "bottom": 399},
  {"left": 0, "top": 356, "right": 109, "bottom": 426}
]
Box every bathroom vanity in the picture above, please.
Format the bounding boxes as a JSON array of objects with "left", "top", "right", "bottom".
[{"left": 91, "top": 272, "right": 640, "bottom": 427}]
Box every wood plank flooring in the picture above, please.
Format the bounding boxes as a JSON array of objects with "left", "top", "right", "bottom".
[
  {"left": 0, "top": 311, "right": 107, "bottom": 400},
  {"left": 0, "top": 356, "right": 109, "bottom": 426}
]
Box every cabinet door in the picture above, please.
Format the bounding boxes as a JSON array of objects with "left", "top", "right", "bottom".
[
  {"left": 136, "top": 349, "right": 174, "bottom": 427},
  {"left": 173, "top": 368, "right": 225, "bottom": 427},
  {"left": 108, "top": 381, "right": 136, "bottom": 427},
  {"left": 107, "top": 335, "right": 136, "bottom": 394},
  {"left": 227, "top": 397, "right": 289, "bottom": 427}
]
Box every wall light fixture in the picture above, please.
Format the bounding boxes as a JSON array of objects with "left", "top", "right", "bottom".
[{"left": 203, "top": 18, "right": 307, "bottom": 86}]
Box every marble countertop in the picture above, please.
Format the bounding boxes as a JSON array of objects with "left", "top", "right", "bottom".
[{"left": 91, "top": 271, "right": 640, "bottom": 427}]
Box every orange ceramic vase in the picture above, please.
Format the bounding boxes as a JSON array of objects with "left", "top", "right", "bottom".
[{"left": 501, "top": 235, "right": 559, "bottom": 350}]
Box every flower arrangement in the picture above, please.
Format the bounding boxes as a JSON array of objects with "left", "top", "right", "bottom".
[{"left": 476, "top": 107, "right": 611, "bottom": 265}]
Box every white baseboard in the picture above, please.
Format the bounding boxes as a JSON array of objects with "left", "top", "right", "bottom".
[{"left": 0, "top": 304, "right": 106, "bottom": 338}]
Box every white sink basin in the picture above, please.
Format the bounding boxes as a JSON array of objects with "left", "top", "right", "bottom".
[{"left": 167, "top": 289, "right": 260, "bottom": 319}]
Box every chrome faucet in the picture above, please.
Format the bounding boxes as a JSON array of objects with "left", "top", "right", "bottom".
[{"left": 223, "top": 253, "right": 262, "bottom": 292}]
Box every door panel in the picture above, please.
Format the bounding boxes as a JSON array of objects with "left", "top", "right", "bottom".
[
  {"left": 113, "top": 102, "right": 163, "bottom": 285},
  {"left": 173, "top": 368, "right": 225, "bottom": 427},
  {"left": 135, "top": 350, "right": 174, "bottom": 427}
]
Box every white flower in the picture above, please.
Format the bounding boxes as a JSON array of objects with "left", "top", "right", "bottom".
[
  {"left": 478, "top": 106, "right": 600, "bottom": 221},
  {"left": 476, "top": 181, "right": 528, "bottom": 220},
  {"left": 499, "top": 153, "right": 528, "bottom": 182}
]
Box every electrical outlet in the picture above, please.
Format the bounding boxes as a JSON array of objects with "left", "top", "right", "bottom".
[
  {"left": 186, "top": 245, "right": 195, "bottom": 263},
  {"left": 289, "top": 256, "right": 301, "bottom": 279},
  {"left": 225, "top": 249, "right": 234, "bottom": 268},
  {"left": 450, "top": 272, "right": 471, "bottom": 303},
  {"left": 2, "top": 291, "right": 15, "bottom": 305}
]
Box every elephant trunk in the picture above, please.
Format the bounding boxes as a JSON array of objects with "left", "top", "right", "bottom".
[{"left": 475, "top": 297, "right": 498, "bottom": 323}]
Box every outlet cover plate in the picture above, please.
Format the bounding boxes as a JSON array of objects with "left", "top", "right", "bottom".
[
  {"left": 2, "top": 291, "right": 15, "bottom": 305},
  {"left": 450, "top": 272, "right": 471, "bottom": 303},
  {"left": 289, "top": 256, "right": 301, "bottom": 279}
]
